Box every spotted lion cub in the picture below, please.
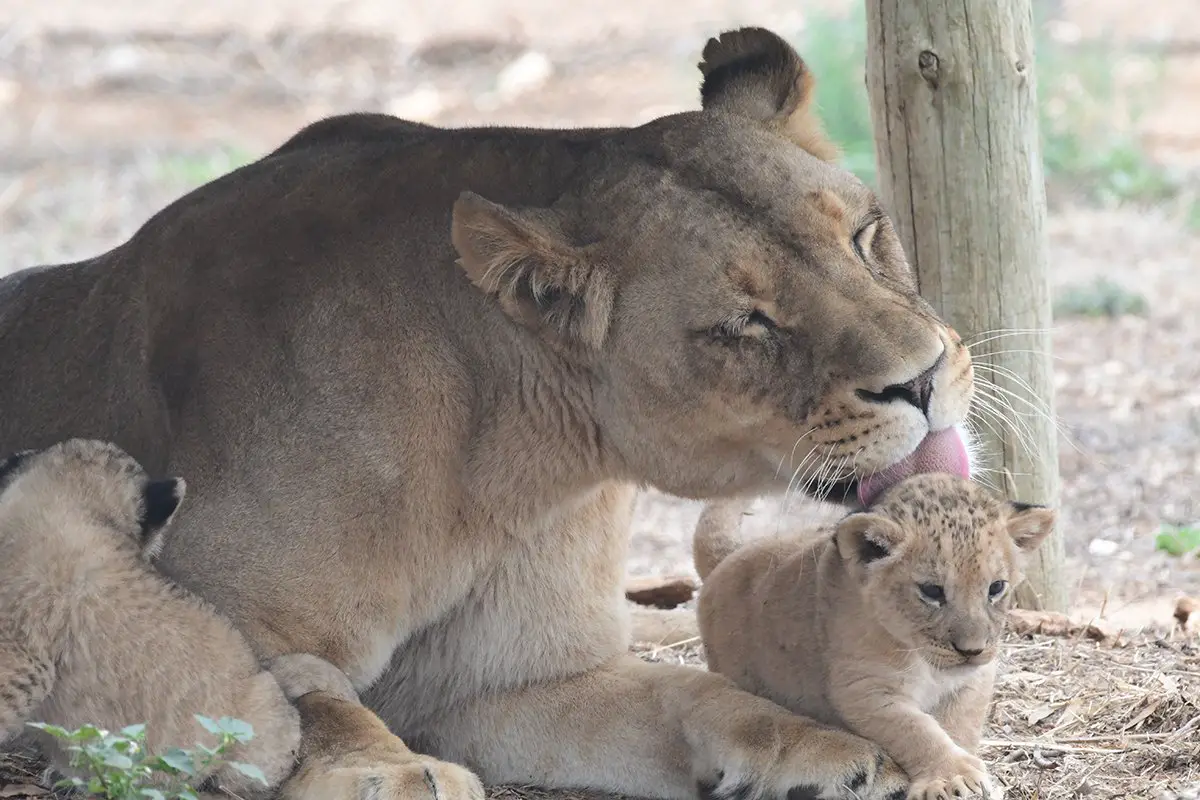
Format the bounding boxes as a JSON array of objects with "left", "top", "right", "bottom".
[
  {"left": 0, "top": 439, "right": 356, "bottom": 797},
  {"left": 694, "top": 473, "right": 1056, "bottom": 800}
]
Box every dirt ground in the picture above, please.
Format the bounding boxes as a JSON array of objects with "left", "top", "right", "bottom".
[{"left": 2, "top": 0, "right": 1200, "bottom": 797}]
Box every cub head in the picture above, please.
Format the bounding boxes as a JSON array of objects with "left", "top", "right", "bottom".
[
  {"left": 833, "top": 473, "right": 1055, "bottom": 670},
  {"left": 451, "top": 27, "right": 974, "bottom": 504},
  {"left": 0, "top": 439, "right": 186, "bottom": 560}
]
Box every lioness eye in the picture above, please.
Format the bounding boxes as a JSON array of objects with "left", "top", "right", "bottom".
[
  {"left": 988, "top": 580, "right": 1008, "bottom": 600},
  {"left": 746, "top": 309, "right": 777, "bottom": 331},
  {"left": 851, "top": 220, "right": 878, "bottom": 262},
  {"left": 917, "top": 583, "right": 945, "bottom": 604}
]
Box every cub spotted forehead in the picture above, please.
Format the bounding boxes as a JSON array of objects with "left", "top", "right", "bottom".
[
  {"left": 838, "top": 473, "right": 1057, "bottom": 565},
  {"left": 0, "top": 439, "right": 188, "bottom": 558}
]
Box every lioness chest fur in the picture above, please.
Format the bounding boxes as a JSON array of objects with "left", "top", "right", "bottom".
[
  {"left": 695, "top": 474, "right": 1056, "bottom": 800},
  {"left": 0, "top": 439, "right": 356, "bottom": 797}
]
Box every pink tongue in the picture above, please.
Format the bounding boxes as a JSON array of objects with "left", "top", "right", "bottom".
[{"left": 856, "top": 427, "right": 970, "bottom": 507}]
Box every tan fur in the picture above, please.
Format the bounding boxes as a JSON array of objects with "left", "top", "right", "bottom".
[
  {"left": 696, "top": 475, "right": 1056, "bottom": 800},
  {"left": 0, "top": 27, "right": 978, "bottom": 800},
  {"left": 0, "top": 440, "right": 354, "bottom": 796}
]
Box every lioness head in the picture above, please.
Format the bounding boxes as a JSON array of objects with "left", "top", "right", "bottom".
[
  {"left": 0, "top": 439, "right": 186, "bottom": 560},
  {"left": 834, "top": 473, "right": 1056, "bottom": 669},
  {"left": 450, "top": 27, "right": 974, "bottom": 504}
]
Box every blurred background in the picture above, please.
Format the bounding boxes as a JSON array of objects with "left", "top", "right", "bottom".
[{"left": 1, "top": 0, "right": 1198, "bottom": 623}]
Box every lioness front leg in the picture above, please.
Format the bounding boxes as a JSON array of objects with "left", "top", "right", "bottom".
[
  {"left": 415, "top": 654, "right": 908, "bottom": 800},
  {"left": 279, "top": 687, "right": 484, "bottom": 800}
]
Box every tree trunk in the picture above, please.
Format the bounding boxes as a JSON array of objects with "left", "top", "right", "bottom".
[{"left": 864, "top": 0, "right": 1065, "bottom": 610}]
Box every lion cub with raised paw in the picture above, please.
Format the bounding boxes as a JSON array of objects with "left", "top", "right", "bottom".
[
  {"left": 695, "top": 473, "right": 1056, "bottom": 800},
  {"left": 0, "top": 439, "right": 357, "bottom": 797}
]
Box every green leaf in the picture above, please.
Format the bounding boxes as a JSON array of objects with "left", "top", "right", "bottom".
[
  {"left": 140, "top": 790, "right": 167, "bottom": 800},
  {"left": 27, "top": 722, "right": 71, "bottom": 739},
  {"left": 75, "top": 724, "right": 105, "bottom": 739},
  {"left": 194, "top": 715, "right": 223, "bottom": 735},
  {"left": 216, "top": 717, "right": 255, "bottom": 741},
  {"left": 176, "top": 790, "right": 201, "bottom": 800},
  {"left": 228, "top": 761, "right": 270, "bottom": 786},
  {"left": 121, "top": 723, "right": 148, "bottom": 738},
  {"left": 1156, "top": 526, "right": 1200, "bottom": 557},
  {"left": 102, "top": 751, "right": 135, "bottom": 770},
  {"left": 157, "top": 748, "right": 198, "bottom": 776}
]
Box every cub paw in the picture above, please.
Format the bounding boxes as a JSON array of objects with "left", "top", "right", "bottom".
[
  {"left": 285, "top": 755, "right": 485, "bottom": 800},
  {"left": 908, "top": 750, "right": 996, "bottom": 800},
  {"left": 700, "top": 724, "right": 909, "bottom": 800}
]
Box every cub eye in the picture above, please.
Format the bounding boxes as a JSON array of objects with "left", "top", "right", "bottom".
[
  {"left": 851, "top": 220, "right": 878, "bottom": 262},
  {"left": 988, "top": 580, "right": 1009, "bottom": 600},
  {"left": 917, "top": 583, "right": 945, "bottom": 604}
]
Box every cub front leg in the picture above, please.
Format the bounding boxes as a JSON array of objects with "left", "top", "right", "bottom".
[
  {"left": 279, "top": 688, "right": 484, "bottom": 800},
  {"left": 933, "top": 668, "right": 996, "bottom": 754},
  {"left": 413, "top": 654, "right": 908, "bottom": 800},
  {"left": 0, "top": 636, "right": 55, "bottom": 744},
  {"left": 829, "top": 677, "right": 993, "bottom": 800}
]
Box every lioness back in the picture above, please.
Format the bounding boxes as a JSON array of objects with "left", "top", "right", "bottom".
[
  {"left": 0, "top": 439, "right": 313, "bottom": 796},
  {"left": 696, "top": 474, "right": 1056, "bottom": 800}
]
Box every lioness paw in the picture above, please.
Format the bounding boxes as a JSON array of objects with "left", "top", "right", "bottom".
[
  {"left": 699, "top": 727, "right": 908, "bottom": 800},
  {"left": 284, "top": 756, "right": 485, "bottom": 800},
  {"left": 908, "top": 751, "right": 995, "bottom": 800}
]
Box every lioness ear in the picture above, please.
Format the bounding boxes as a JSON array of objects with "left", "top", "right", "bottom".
[
  {"left": 451, "top": 191, "right": 614, "bottom": 350},
  {"left": 698, "top": 27, "right": 839, "bottom": 162},
  {"left": 139, "top": 477, "right": 186, "bottom": 560},
  {"left": 1006, "top": 501, "right": 1057, "bottom": 553},
  {"left": 834, "top": 513, "right": 907, "bottom": 565}
]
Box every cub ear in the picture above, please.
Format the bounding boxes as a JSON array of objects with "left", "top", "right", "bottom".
[
  {"left": 698, "top": 27, "right": 839, "bottom": 162},
  {"left": 834, "top": 512, "right": 907, "bottom": 565},
  {"left": 450, "top": 191, "right": 614, "bottom": 351},
  {"left": 139, "top": 477, "right": 187, "bottom": 560},
  {"left": 1006, "top": 501, "right": 1057, "bottom": 553}
]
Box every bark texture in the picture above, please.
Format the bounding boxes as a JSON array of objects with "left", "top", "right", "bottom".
[{"left": 864, "top": 0, "right": 1064, "bottom": 610}]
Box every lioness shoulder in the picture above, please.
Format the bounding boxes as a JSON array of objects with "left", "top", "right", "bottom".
[
  {"left": 0, "top": 439, "right": 356, "bottom": 796},
  {"left": 695, "top": 473, "right": 1055, "bottom": 800}
]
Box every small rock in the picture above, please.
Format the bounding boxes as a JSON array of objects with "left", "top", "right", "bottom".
[{"left": 1087, "top": 538, "right": 1119, "bottom": 557}]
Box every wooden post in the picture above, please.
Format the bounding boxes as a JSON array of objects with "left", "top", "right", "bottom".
[{"left": 864, "top": 0, "right": 1065, "bottom": 610}]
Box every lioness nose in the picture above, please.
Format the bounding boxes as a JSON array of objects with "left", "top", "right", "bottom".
[
  {"left": 953, "top": 643, "right": 984, "bottom": 658},
  {"left": 857, "top": 352, "right": 945, "bottom": 415}
]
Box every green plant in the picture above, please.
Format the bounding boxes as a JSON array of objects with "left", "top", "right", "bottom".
[
  {"left": 789, "top": 7, "right": 1183, "bottom": 206},
  {"left": 1052, "top": 277, "right": 1150, "bottom": 319},
  {"left": 27, "top": 716, "right": 267, "bottom": 800},
  {"left": 793, "top": 6, "right": 877, "bottom": 187},
  {"left": 1156, "top": 526, "right": 1200, "bottom": 557},
  {"left": 1035, "top": 27, "right": 1178, "bottom": 206},
  {"left": 156, "top": 147, "right": 255, "bottom": 191}
]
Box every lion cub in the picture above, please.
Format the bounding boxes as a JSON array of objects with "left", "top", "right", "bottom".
[
  {"left": 0, "top": 439, "right": 355, "bottom": 797},
  {"left": 695, "top": 473, "right": 1055, "bottom": 800}
]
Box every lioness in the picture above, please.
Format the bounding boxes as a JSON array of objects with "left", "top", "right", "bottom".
[
  {"left": 0, "top": 27, "right": 977, "bottom": 800},
  {"left": 0, "top": 439, "right": 359, "bottom": 797},
  {"left": 694, "top": 474, "right": 1056, "bottom": 800}
]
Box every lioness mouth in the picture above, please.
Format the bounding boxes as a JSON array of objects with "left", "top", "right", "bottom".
[{"left": 856, "top": 427, "right": 971, "bottom": 508}]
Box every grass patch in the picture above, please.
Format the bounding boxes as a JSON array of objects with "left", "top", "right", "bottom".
[
  {"left": 1052, "top": 277, "right": 1150, "bottom": 319},
  {"left": 1156, "top": 525, "right": 1200, "bottom": 557},
  {"left": 155, "top": 147, "right": 256, "bottom": 191},
  {"left": 792, "top": 7, "right": 1186, "bottom": 207}
]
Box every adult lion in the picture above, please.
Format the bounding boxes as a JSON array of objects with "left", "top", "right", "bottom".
[{"left": 0, "top": 26, "right": 975, "bottom": 800}]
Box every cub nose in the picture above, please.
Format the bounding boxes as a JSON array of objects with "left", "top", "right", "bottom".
[{"left": 857, "top": 352, "right": 946, "bottom": 416}]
